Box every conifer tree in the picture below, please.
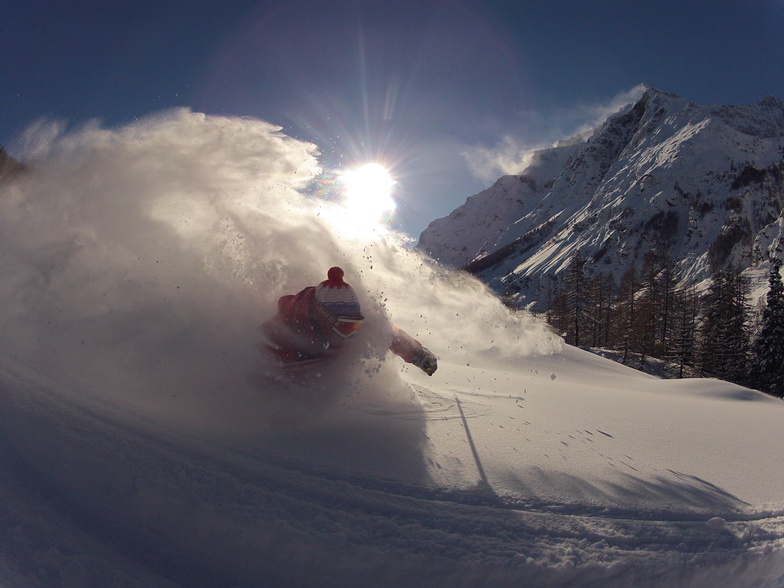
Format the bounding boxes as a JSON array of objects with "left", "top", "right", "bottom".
[
  {"left": 562, "top": 254, "right": 588, "bottom": 347},
  {"left": 616, "top": 264, "right": 638, "bottom": 365},
  {"left": 656, "top": 257, "right": 680, "bottom": 353},
  {"left": 669, "top": 286, "right": 699, "bottom": 378},
  {"left": 636, "top": 253, "right": 665, "bottom": 364},
  {"left": 547, "top": 287, "right": 570, "bottom": 341},
  {"left": 587, "top": 272, "right": 614, "bottom": 348},
  {"left": 750, "top": 259, "right": 784, "bottom": 397},
  {"left": 698, "top": 268, "right": 750, "bottom": 384}
]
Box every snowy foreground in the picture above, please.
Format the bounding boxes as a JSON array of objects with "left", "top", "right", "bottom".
[{"left": 1, "top": 345, "right": 783, "bottom": 588}]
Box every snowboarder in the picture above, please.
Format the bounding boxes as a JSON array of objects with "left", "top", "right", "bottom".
[{"left": 261, "top": 267, "right": 438, "bottom": 375}]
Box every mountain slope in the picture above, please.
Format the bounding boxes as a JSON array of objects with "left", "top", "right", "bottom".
[{"left": 418, "top": 88, "right": 784, "bottom": 309}]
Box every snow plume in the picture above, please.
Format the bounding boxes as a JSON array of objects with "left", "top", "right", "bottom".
[
  {"left": 462, "top": 134, "right": 540, "bottom": 184},
  {"left": 0, "top": 109, "right": 558, "bottom": 432},
  {"left": 353, "top": 241, "right": 560, "bottom": 362},
  {"left": 462, "top": 85, "right": 647, "bottom": 182}
]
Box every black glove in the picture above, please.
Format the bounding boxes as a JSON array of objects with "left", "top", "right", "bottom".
[{"left": 412, "top": 347, "right": 438, "bottom": 376}]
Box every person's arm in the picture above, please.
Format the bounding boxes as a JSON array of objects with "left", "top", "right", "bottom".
[
  {"left": 390, "top": 326, "right": 438, "bottom": 375},
  {"left": 279, "top": 287, "right": 316, "bottom": 328}
]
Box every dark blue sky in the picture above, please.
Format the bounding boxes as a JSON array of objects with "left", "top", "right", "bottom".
[{"left": 3, "top": 0, "right": 783, "bottom": 237}]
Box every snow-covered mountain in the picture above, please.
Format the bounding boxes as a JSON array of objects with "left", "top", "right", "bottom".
[{"left": 418, "top": 88, "right": 784, "bottom": 309}]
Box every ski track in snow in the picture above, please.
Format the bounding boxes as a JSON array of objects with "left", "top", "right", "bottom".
[{"left": 1, "top": 351, "right": 783, "bottom": 588}]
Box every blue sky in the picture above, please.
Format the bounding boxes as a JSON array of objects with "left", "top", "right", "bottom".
[{"left": 2, "top": 0, "right": 783, "bottom": 238}]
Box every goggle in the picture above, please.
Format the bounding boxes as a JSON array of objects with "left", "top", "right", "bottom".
[
  {"left": 332, "top": 318, "right": 362, "bottom": 338},
  {"left": 314, "top": 301, "right": 364, "bottom": 338}
]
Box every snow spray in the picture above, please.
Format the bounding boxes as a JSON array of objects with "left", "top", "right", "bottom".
[{"left": 0, "top": 110, "right": 559, "bottom": 430}]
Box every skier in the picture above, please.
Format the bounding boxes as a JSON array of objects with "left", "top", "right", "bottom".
[{"left": 262, "top": 267, "right": 438, "bottom": 375}]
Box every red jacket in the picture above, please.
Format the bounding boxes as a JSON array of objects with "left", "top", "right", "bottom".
[
  {"left": 278, "top": 288, "right": 423, "bottom": 363},
  {"left": 278, "top": 287, "right": 320, "bottom": 334}
]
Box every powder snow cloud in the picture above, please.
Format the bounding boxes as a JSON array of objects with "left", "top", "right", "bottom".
[
  {"left": 462, "top": 84, "right": 646, "bottom": 183},
  {"left": 0, "top": 109, "right": 559, "bottom": 429}
]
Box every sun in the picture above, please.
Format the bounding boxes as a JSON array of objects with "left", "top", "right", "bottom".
[{"left": 339, "top": 163, "right": 396, "bottom": 223}]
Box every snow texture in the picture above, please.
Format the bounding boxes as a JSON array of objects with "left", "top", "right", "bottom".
[{"left": 0, "top": 111, "right": 783, "bottom": 587}]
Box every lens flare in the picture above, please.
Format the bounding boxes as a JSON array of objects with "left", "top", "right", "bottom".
[{"left": 339, "top": 163, "right": 396, "bottom": 223}]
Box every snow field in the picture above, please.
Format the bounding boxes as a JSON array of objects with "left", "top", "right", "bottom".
[{"left": 2, "top": 347, "right": 784, "bottom": 587}]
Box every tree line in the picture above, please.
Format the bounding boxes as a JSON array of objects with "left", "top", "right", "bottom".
[{"left": 545, "top": 252, "right": 784, "bottom": 398}]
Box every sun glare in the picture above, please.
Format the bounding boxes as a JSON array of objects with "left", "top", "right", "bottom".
[{"left": 340, "top": 163, "right": 396, "bottom": 223}]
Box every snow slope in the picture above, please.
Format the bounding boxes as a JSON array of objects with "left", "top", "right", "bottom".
[
  {"left": 1, "top": 112, "right": 783, "bottom": 587},
  {"left": 1, "top": 348, "right": 784, "bottom": 587}
]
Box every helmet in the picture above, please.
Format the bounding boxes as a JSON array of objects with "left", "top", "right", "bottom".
[{"left": 314, "top": 267, "right": 364, "bottom": 338}]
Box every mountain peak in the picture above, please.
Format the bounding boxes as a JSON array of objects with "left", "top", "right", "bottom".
[
  {"left": 420, "top": 89, "right": 784, "bottom": 310},
  {"left": 758, "top": 95, "right": 784, "bottom": 108}
]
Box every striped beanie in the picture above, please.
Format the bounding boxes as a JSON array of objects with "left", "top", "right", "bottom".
[{"left": 315, "top": 267, "right": 364, "bottom": 320}]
